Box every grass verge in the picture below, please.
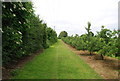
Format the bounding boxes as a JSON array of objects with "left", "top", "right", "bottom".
[{"left": 12, "top": 40, "right": 102, "bottom": 79}]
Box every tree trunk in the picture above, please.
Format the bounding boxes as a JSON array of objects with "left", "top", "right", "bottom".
[
  {"left": 90, "top": 51, "right": 92, "bottom": 55},
  {"left": 100, "top": 54, "right": 104, "bottom": 60}
]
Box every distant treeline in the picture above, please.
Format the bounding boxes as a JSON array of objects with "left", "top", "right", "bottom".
[
  {"left": 62, "top": 22, "right": 119, "bottom": 59},
  {"left": 2, "top": 2, "right": 57, "bottom": 67}
]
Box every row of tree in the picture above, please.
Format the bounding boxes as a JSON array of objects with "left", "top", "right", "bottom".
[
  {"left": 2, "top": 2, "right": 57, "bottom": 67},
  {"left": 62, "top": 22, "right": 119, "bottom": 59}
]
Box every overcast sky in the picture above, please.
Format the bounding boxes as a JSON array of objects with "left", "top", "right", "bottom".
[{"left": 32, "top": 0, "right": 119, "bottom": 36}]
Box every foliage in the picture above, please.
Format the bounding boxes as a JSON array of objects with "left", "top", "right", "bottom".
[
  {"left": 2, "top": 2, "right": 57, "bottom": 67},
  {"left": 58, "top": 31, "right": 68, "bottom": 39},
  {"left": 46, "top": 27, "right": 57, "bottom": 46},
  {"left": 97, "top": 26, "right": 112, "bottom": 44}
]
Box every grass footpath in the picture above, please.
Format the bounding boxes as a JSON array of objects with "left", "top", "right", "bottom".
[{"left": 12, "top": 40, "right": 102, "bottom": 79}]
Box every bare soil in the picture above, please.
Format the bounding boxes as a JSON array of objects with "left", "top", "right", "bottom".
[
  {"left": 2, "top": 49, "right": 43, "bottom": 80},
  {"left": 63, "top": 42, "right": 120, "bottom": 79}
]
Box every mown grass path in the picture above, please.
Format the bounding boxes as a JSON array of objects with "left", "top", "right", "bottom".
[{"left": 12, "top": 40, "right": 102, "bottom": 79}]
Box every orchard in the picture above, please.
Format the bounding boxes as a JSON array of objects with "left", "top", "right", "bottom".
[{"left": 62, "top": 22, "right": 119, "bottom": 60}]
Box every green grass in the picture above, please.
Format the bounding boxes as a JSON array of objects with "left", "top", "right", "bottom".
[{"left": 12, "top": 40, "right": 102, "bottom": 79}]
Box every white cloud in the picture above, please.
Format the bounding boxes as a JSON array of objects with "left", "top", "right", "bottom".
[{"left": 32, "top": 0, "right": 119, "bottom": 36}]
